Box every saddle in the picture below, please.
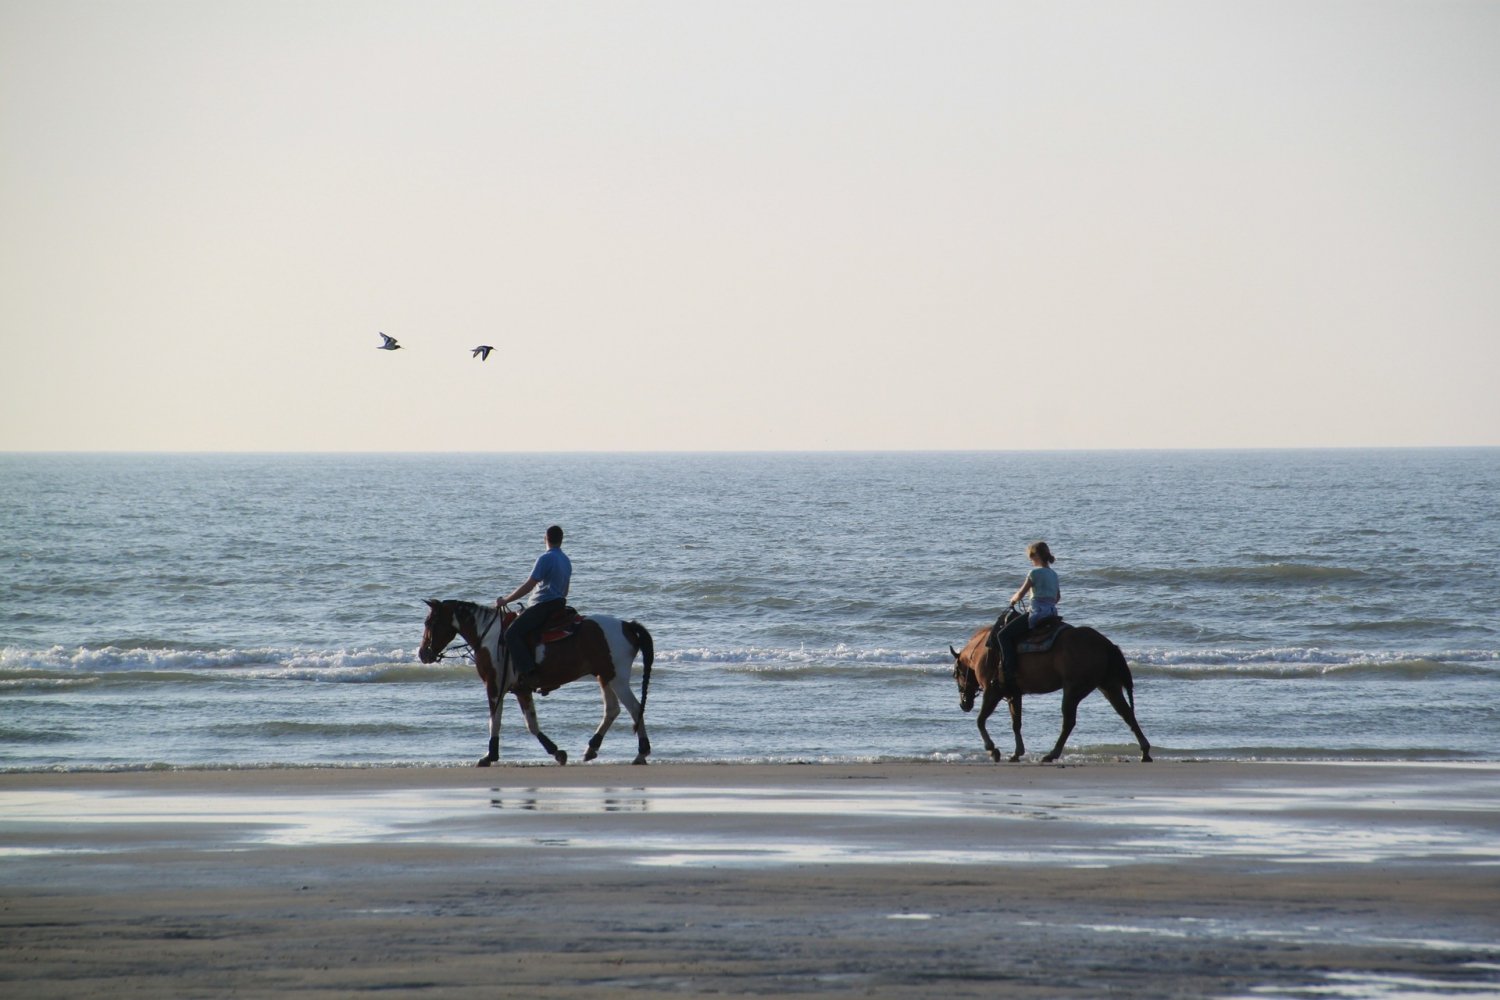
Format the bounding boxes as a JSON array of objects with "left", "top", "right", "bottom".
[
  {"left": 500, "top": 605, "right": 585, "bottom": 649},
  {"left": 1017, "top": 615, "right": 1071, "bottom": 654}
]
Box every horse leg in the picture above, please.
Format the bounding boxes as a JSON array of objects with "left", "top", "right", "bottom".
[
  {"left": 477, "top": 691, "right": 502, "bottom": 767},
  {"left": 1101, "top": 684, "right": 1153, "bottom": 762},
  {"left": 608, "top": 674, "right": 650, "bottom": 765},
  {"left": 1007, "top": 694, "right": 1026, "bottom": 763},
  {"left": 584, "top": 680, "right": 621, "bottom": 763},
  {"left": 474, "top": 652, "right": 503, "bottom": 767},
  {"left": 975, "top": 686, "right": 1004, "bottom": 762},
  {"left": 1043, "top": 688, "right": 1085, "bottom": 763},
  {"left": 515, "top": 690, "right": 568, "bottom": 765}
]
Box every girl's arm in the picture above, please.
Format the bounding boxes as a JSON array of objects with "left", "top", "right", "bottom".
[{"left": 1010, "top": 577, "right": 1033, "bottom": 605}]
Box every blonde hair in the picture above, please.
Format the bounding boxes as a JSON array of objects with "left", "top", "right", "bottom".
[{"left": 1028, "top": 541, "right": 1055, "bottom": 565}]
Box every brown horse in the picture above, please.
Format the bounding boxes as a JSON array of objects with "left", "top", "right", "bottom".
[
  {"left": 419, "top": 599, "right": 654, "bottom": 766},
  {"left": 949, "top": 618, "right": 1151, "bottom": 763}
]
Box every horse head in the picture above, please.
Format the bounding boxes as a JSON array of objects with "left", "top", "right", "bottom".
[
  {"left": 951, "top": 644, "right": 978, "bottom": 713},
  {"left": 419, "top": 598, "right": 459, "bottom": 664}
]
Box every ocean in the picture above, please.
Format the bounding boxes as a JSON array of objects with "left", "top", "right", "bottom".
[{"left": 2, "top": 450, "right": 1497, "bottom": 770}]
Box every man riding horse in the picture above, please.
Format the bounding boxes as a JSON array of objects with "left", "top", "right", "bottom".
[{"left": 497, "top": 524, "right": 571, "bottom": 690}]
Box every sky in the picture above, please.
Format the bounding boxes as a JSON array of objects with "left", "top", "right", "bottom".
[{"left": 2, "top": 0, "right": 1497, "bottom": 452}]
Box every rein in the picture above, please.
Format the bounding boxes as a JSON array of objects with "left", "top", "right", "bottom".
[{"left": 433, "top": 640, "right": 474, "bottom": 664}]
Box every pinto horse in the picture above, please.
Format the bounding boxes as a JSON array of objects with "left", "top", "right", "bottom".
[
  {"left": 418, "top": 599, "right": 654, "bottom": 766},
  {"left": 949, "top": 616, "right": 1151, "bottom": 764}
]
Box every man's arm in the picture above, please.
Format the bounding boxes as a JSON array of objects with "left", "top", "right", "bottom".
[{"left": 499, "top": 577, "right": 538, "bottom": 607}]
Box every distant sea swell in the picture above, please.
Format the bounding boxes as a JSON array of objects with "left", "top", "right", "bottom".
[{"left": 1089, "top": 562, "right": 1375, "bottom": 585}]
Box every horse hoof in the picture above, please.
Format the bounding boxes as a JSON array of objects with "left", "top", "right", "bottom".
[
  {"left": 555, "top": 750, "right": 568, "bottom": 766},
  {"left": 988, "top": 748, "right": 1001, "bottom": 762},
  {"left": 584, "top": 748, "right": 598, "bottom": 762},
  {"left": 1008, "top": 753, "right": 1023, "bottom": 763},
  {"left": 475, "top": 757, "right": 494, "bottom": 768},
  {"left": 1142, "top": 753, "right": 1153, "bottom": 763},
  {"left": 1042, "top": 754, "right": 1060, "bottom": 764},
  {"left": 632, "top": 755, "right": 649, "bottom": 765}
]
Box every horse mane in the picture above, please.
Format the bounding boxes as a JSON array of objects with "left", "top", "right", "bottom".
[{"left": 432, "top": 598, "right": 492, "bottom": 616}]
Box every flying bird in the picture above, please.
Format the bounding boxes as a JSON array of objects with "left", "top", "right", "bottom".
[
  {"left": 471, "top": 345, "right": 494, "bottom": 361},
  {"left": 377, "top": 333, "right": 401, "bottom": 351}
]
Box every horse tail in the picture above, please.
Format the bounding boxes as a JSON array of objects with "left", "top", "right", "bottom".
[
  {"left": 1106, "top": 639, "right": 1136, "bottom": 710},
  {"left": 623, "top": 620, "right": 654, "bottom": 718}
]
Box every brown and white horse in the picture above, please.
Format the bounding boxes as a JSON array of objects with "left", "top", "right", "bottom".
[
  {"left": 949, "top": 618, "right": 1152, "bottom": 764},
  {"left": 418, "top": 599, "right": 654, "bottom": 766}
]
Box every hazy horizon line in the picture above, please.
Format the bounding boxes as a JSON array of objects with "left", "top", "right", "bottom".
[{"left": 4, "top": 445, "right": 1497, "bottom": 457}]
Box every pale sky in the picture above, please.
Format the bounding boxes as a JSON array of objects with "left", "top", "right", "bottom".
[{"left": 2, "top": 0, "right": 1497, "bottom": 451}]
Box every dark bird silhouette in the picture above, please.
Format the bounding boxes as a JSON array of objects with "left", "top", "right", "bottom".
[
  {"left": 472, "top": 345, "right": 494, "bottom": 361},
  {"left": 377, "top": 333, "right": 401, "bottom": 351}
]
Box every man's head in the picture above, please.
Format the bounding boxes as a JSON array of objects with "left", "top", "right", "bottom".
[{"left": 546, "top": 525, "right": 564, "bottom": 547}]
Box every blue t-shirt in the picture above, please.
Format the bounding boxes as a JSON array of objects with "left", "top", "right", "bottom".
[
  {"left": 1027, "top": 566, "right": 1060, "bottom": 603},
  {"left": 529, "top": 548, "right": 572, "bottom": 604}
]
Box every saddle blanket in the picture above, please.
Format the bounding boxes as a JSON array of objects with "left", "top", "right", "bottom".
[{"left": 1018, "top": 617, "right": 1071, "bottom": 654}]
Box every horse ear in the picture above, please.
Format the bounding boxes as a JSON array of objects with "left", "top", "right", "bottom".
[
  {"left": 424, "top": 598, "right": 439, "bottom": 609},
  {"left": 949, "top": 645, "right": 961, "bottom": 661}
]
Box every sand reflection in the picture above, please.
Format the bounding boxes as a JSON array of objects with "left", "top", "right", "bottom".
[{"left": 5, "top": 777, "right": 1499, "bottom": 870}]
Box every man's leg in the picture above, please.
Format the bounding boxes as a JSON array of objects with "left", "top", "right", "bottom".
[{"left": 506, "top": 599, "right": 562, "bottom": 680}]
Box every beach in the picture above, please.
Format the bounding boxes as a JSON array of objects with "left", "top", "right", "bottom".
[{"left": 4, "top": 761, "right": 1498, "bottom": 998}]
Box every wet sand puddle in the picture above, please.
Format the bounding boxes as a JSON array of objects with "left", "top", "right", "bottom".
[{"left": 4, "top": 780, "right": 1498, "bottom": 869}]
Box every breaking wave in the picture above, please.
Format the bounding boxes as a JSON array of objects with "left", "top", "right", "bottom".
[
  {"left": 0, "top": 645, "right": 469, "bottom": 686},
  {"left": 1126, "top": 647, "right": 1498, "bottom": 679},
  {"left": 6, "top": 643, "right": 1493, "bottom": 688}
]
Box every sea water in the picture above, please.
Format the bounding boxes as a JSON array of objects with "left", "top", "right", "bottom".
[{"left": 1, "top": 450, "right": 1496, "bottom": 770}]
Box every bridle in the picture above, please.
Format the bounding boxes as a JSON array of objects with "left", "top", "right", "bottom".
[
  {"left": 426, "top": 601, "right": 510, "bottom": 666},
  {"left": 425, "top": 604, "right": 476, "bottom": 664}
]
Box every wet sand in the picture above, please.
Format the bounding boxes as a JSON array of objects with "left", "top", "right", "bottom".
[{"left": 3, "top": 761, "right": 1499, "bottom": 998}]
